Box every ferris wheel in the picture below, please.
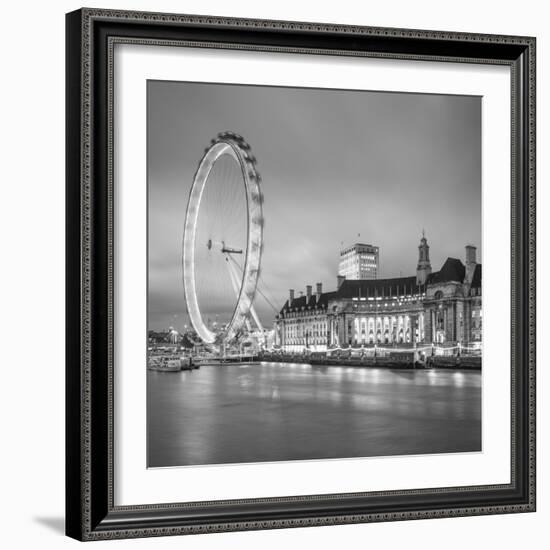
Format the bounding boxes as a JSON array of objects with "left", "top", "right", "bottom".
[{"left": 182, "top": 132, "right": 264, "bottom": 345}]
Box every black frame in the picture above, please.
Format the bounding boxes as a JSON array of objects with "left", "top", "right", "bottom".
[{"left": 66, "top": 8, "right": 536, "bottom": 541}]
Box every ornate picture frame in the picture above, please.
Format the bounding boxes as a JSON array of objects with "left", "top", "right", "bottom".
[{"left": 66, "top": 8, "right": 536, "bottom": 541}]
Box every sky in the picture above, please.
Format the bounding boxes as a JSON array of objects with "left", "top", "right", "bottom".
[{"left": 148, "top": 80, "right": 481, "bottom": 331}]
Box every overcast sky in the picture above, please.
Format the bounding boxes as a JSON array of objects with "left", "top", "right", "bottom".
[{"left": 148, "top": 80, "right": 481, "bottom": 331}]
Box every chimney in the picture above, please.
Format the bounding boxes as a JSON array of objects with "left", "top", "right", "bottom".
[
  {"left": 289, "top": 289, "right": 294, "bottom": 306},
  {"left": 465, "top": 245, "right": 477, "bottom": 284},
  {"left": 466, "top": 245, "right": 476, "bottom": 264},
  {"left": 316, "top": 282, "right": 322, "bottom": 300},
  {"left": 337, "top": 275, "right": 345, "bottom": 289},
  {"left": 306, "top": 285, "right": 312, "bottom": 303}
]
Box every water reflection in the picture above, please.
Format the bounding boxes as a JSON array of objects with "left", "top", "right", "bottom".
[{"left": 148, "top": 363, "right": 481, "bottom": 467}]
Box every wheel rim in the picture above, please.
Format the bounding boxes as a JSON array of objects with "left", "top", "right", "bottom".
[{"left": 182, "top": 132, "right": 263, "bottom": 345}]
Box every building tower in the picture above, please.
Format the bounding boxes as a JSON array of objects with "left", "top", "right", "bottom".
[
  {"left": 338, "top": 243, "right": 379, "bottom": 280},
  {"left": 464, "top": 245, "right": 477, "bottom": 284},
  {"left": 416, "top": 230, "right": 432, "bottom": 285}
]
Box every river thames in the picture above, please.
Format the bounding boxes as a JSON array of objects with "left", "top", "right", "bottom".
[{"left": 147, "top": 362, "right": 481, "bottom": 467}]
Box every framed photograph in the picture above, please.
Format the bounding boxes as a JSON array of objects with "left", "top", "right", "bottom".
[{"left": 66, "top": 8, "right": 536, "bottom": 541}]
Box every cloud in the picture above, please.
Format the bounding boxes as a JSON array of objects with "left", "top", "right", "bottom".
[{"left": 148, "top": 82, "right": 481, "bottom": 330}]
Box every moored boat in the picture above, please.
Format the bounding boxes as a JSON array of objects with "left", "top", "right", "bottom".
[{"left": 148, "top": 355, "right": 182, "bottom": 372}]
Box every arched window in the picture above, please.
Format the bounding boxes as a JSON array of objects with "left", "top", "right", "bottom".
[{"left": 434, "top": 290, "right": 443, "bottom": 300}]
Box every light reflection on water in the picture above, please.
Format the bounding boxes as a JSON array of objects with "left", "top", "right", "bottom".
[{"left": 148, "top": 362, "right": 481, "bottom": 468}]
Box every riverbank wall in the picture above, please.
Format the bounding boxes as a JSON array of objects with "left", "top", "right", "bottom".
[
  {"left": 259, "top": 354, "right": 481, "bottom": 370},
  {"left": 149, "top": 353, "right": 481, "bottom": 371}
]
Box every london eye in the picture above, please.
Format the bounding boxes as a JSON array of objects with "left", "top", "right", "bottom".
[{"left": 182, "top": 132, "right": 264, "bottom": 346}]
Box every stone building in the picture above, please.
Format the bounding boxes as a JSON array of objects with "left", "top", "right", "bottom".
[{"left": 275, "top": 235, "right": 482, "bottom": 352}]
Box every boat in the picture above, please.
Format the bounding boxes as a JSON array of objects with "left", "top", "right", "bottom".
[
  {"left": 181, "top": 357, "right": 200, "bottom": 370},
  {"left": 148, "top": 355, "right": 182, "bottom": 372}
]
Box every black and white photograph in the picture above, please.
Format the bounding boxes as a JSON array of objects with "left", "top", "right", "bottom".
[
  {"left": 58, "top": 3, "right": 537, "bottom": 544},
  {"left": 147, "top": 80, "right": 483, "bottom": 468}
]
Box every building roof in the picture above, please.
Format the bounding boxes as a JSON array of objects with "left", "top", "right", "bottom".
[
  {"left": 340, "top": 242, "right": 378, "bottom": 253},
  {"left": 279, "top": 291, "right": 337, "bottom": 313},
  {"left": 337, "top": 276, "right": 419, "bottom": 299},
  {"left": 427, "top": 257, "right": 465, "bottom": 285},
  {"left": 471, "top": 264, "right": 482, "bottom": 289},
  {"left": 279, "top": 256, "right": 482, "bottom": 315}
]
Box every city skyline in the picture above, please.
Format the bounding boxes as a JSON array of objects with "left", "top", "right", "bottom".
[{"left": 148, "top": 81, "right": 481, "bottom": 331}]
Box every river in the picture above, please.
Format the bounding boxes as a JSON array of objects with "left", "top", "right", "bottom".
[{"left": 147, "top": 362, "right": 481, "bottom": 467}]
